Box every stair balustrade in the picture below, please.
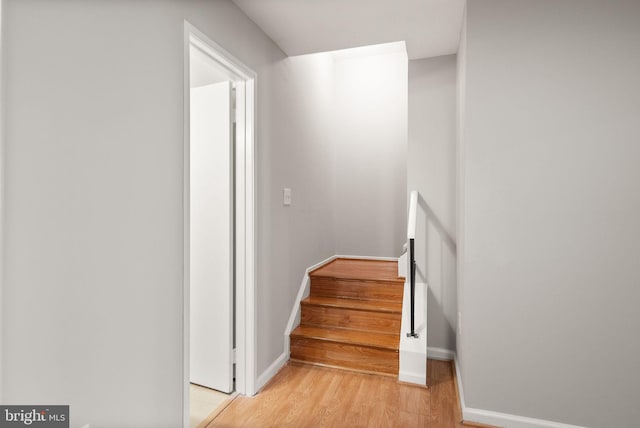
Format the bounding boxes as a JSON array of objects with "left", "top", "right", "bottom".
[{"left": 407, "top": 190, "right": 419, "bottom": 338}]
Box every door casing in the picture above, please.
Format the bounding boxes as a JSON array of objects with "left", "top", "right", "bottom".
[{"left": 183, "top": 20, "right": 257, "bottom": 427}]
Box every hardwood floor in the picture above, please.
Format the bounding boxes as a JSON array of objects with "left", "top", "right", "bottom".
[{"left": 207, "top": 359, "right": 488, "bottom": 428}]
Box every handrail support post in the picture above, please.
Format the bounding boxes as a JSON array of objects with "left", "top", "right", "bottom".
[{"left": 406, "top": 237, "right": 418, "bottom": 339}]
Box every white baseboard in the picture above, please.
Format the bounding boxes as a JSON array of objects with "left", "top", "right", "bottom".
[
  {"left": 334, "top": 254, "right": 399, "bottom": 261},
  {"left": 284, "top": 256, "right": 338, "bottom": 336},
  {"left": 453, "top": 354, "right": 467, "bottom": 418},
  {"left": 462, "top": 407, "right": 586, "bottom": 428},
  {"left": 398, "top": 251, "right": 407, "bottom": 277},
  {"left": 453, "top": 355, "right": 585, "bottom": 428},
  {"left": 398, "top": 372, "right": 427, "bottom": 385},
  {"left": 427, "top": 347, "right": 455, "bottom": 361},
  {"left": 274, "top": 256, "right": 340, "bottom": 392},
  {"left": 256, "top": 351, "right": 288, "bottom": 393}
]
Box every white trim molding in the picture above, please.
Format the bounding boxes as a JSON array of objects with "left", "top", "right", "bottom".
[
  {"left": 283, "top": 255, "right": 338, "bottom": 356},
  {"left": 0, "top": 0, "right": 4, "bottom": 403},
  {"left": 256, "top": 351, "right": 288, "bottom": 393},
  {"left": 427, "top": 347, "right": 455, "bottom": 361},
  {"left": 282, "top": 254, "right": 400, "bottom": 356},
  {"left": 183, "top": 20, "right": 257, "bottom": 427},
  {"left": 258, "top": 255, "right": 339, "bottom": 393},
  {"left": 463, "top": 408, "right": 587, "bottom": 428},
  {"left": 334, "top": 254, "right": 399, "bottom": 262}
]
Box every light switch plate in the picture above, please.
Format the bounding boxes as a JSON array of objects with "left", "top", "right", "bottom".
[{"left": 283, "top": 188, "right": 292, "bottom": 206}]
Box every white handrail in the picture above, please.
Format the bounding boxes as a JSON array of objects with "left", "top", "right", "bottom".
[
  {"left": 407, "top": 190, "right": 418, "bottom": 240},
  {"left": 406, "top": 190, "right": 419, "bottom": 338}
]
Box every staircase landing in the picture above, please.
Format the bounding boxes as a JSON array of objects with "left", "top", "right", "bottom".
[
  {"left": 290, "top": 258, "right": 405, "bottom": 376},
  {"left": 310, "top": 258, "right": 403, "bottom": 282}
]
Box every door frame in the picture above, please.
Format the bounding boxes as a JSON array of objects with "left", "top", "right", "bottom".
[{"left": 183, "top": 20, "right": 257, "bottom": 427}]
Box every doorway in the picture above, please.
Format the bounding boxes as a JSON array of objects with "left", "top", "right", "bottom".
[{"left": 183, "top": 21, "right": 257, "bottom": 428}]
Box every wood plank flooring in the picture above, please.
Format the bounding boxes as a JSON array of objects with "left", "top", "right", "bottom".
[{"left": 207, "top": 359, "right": 491, "bottom": 427}]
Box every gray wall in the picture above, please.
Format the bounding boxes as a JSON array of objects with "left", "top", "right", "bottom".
[
  {"left": 257, "top": 52, "right": 337, "bottom": 374},
  {"left": 259, "top": 47, "right": 408, "bottom": 371},
  {"left": 408, "top": 56, "right": 457, "bottom": 352},
  {"left": 333, "top": 50, "right": 408, "bottom": 257},
  {"left": 458, "top": 0, "right": 640, "bottom": 426},
  {"left": 1, "top": 0, "right": 336, "bottom": 426},
  {"left": 1, "top": 1, "right": 409, "bottom": 426}
]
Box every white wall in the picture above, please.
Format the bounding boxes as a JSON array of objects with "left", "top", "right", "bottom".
[
  {"left": 1, "top": 0, "right": 330, "bottom": 426},
  {"left": 458, "top": 0, "right": 640, "bottom": 426},
  {"left": 408, "top": 55, "right": 457, "bottom": 352},
  {"left": 333, "top": 48, "right": 408, "bottom": 257}
]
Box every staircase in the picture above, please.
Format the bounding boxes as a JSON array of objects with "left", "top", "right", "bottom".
[{"left": 289, "top": 258, "right": 405, "bottom": 375}]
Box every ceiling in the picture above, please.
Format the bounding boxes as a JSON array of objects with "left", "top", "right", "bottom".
[{"left": 231, "top": 0, "right": 465, "bottom": 60}]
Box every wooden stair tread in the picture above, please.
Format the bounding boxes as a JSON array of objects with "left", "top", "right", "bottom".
[
  {"left": 291, "top": 326, "right": 399, "bottom": 351},
  {"left": 290, "top": 257, "right": 402, "bottom": 375},
  {"left": 310, "top": 258, "right": 404, "bottom": 283},
  {"left": 301, "top": 296, "right": 401, "bottom": 313},
  {"left": 309, "top": 276, "right": 403, "bottom": 302}
]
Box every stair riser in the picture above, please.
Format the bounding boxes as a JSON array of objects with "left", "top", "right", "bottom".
[
  {"left": 311, "top": 277, "right": 403, "bottom": 302},
  {"left": 290, "top": 337, "right": 398, "bottom": 375},
  {"left": 301, "top": 305, "right": 401, "bottom": 335}
]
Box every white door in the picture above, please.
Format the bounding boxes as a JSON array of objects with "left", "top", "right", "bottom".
[{"left": 190, "top": 81, "right": 234, "bottom": 393}]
